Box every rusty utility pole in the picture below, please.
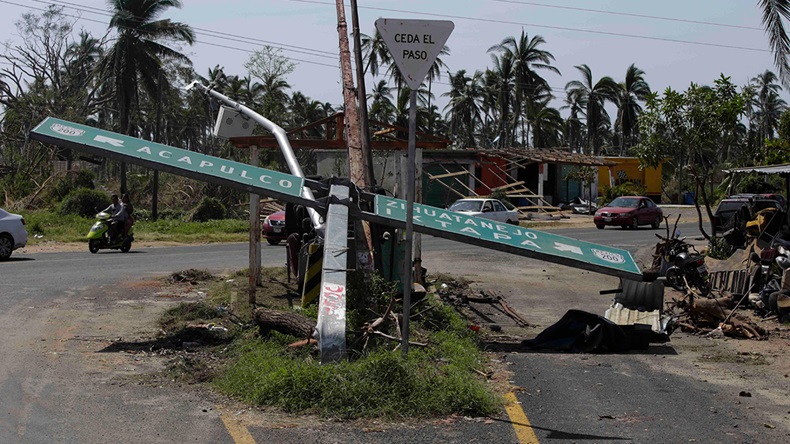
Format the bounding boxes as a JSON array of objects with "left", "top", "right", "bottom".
[
  {"left": 350, "top": 0, "right": 383, "bottom": 272},
  {"left": 334, "top": 0, "right": 374, "bottom": 271}
]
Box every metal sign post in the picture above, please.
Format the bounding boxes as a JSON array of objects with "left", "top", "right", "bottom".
[{"left": 376, "top": 18, "right": 454, "bottom": 356}]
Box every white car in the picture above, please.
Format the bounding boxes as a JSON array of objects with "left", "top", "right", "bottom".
[
  {"left": 0, "top": 208, "right": 28, "bottom": 260},
  {"left": 448, "top": 198, "right": 519, "bottom": 224}
]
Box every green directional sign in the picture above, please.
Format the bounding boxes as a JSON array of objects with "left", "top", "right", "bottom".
[
  {"left": 374, "top": 195, "right": 642, "bottom": 279},
  {"left": 30, "top": 117, "right": 304, "bottom": 198}
]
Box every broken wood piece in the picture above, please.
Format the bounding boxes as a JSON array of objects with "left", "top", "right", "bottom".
[{"left": 253, "top": 307, "right": 315, "bottom": 339}]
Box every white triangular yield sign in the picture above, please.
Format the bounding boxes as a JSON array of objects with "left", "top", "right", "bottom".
[{"left": 375, "top": 18, "right": 454, "bottom": 90}]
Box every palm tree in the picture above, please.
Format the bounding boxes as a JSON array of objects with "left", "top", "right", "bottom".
[
  {"left": 751, "top": 70, "right": 786, "bottom": 142},
  {"left": 99, "top": 0, "right": 195, "bottom": 192},
  {"left": 760, "top": 0, "right": 790, "bottom": 86},
  {"left": 565, "top": 64, "right": 618, "bottom": 155},
  {"left": 360, "top": 30, "right": 391, "bottom": 77},
  {"left": 290, "top": 91, "right": 328, "bottom": 136},
  {"left": 367, "top": 79, "right": 395, "bottom": 123},
  {"left": 443, "top": 69, "right": 485, "bottom": 148},
  {"left": 487, "top": 31, "right": 560, "bottom": 146},
  {"left": 561, "top": 89, "right": 587, "bottom": 152},
  {"left": 425, "top": 44, "right": 450, "bottom": 126},
  {"left": 528, "top": 98, "right": 564, "bottom": 148},
  {"left": 488, "top": 52, "right": 516, "bottom": 147},
  {"left": 615, "top": 63, "right": 651, "bottom": 155}
]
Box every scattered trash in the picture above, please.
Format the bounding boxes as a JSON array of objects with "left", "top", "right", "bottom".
[
  {"left": 208, "top": 324, "right": 228, "bottom": 333},
  {"left": 34, "top": 234, "right": 43, "bottom": 239},
  {"left": 168, "top": 269, "right": 216, "bottom": 284}
]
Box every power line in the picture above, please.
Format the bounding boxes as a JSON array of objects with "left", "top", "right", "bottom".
[
  {"left": 0, "top": 0, "right": 341, "bottom": 69},
  {"left": 490, "top": 0, "right": 762, "bottom": 31},
  {"left": 288, "top": 0, "right": 771, "bottom": 53},
  {"left": 39, "top": 0, "right": 339, "bottom": 57}
]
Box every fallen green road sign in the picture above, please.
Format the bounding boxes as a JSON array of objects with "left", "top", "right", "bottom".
[
  {"left": 30, "top": 117, "right": 306, "bottom": 202},
  {"left": 373, "top": 195, "right": 643, "bottom": 280}
]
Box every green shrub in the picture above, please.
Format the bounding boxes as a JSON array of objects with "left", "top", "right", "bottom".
[
  {"left": 601, "top": 182, "right": 647, "bottom": 203},
  {"left": 188, "top": 197, "right": 227, "bottom": 222},
  {"left": 60, "top": 188, "right": 110, "bottom": 217},
  {"left": 707, "top": 236, "right": 735, "bottom": 260},
  {"left": 50, "top": 170, "right": 95, "bottom": 203}
]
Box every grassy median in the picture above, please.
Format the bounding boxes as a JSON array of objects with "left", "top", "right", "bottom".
[{"left": 157, "top": 268, "right": 502, "bottom": 419}]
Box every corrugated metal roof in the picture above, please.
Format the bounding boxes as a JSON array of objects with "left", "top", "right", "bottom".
[{"left": 723, "top": 163, "right": 790, "bottom": 175}]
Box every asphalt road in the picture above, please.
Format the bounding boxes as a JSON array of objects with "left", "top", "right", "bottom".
[{"left": 0, "top": 223, "right": 778, "bottom": 443}]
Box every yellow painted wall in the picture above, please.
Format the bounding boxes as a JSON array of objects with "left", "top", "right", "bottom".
[{"left": 598, "top": 157, "right": 663, "bottom": 198}]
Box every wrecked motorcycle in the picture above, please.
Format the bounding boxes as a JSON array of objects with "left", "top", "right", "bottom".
[{"left": 665, "top": 250, "right": 709, "bottom": 295}]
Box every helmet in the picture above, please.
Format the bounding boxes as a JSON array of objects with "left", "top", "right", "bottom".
[{"left": 776, "top": 256, "right": 790, "bottom": 270}]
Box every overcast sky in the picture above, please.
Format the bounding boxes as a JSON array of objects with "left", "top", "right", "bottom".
[{"left": 1, "top": 0, "right": 786, "bottom": 114}]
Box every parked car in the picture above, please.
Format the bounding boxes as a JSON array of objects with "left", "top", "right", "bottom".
[
  {"left": 0, "top": 208, "right": 28, "bottom": 260},
  {"left": 262, "top": 210, "right": 287, "bottom": 245},
  {"left": 448, "top": 198, "right": 519, "bottom": 224},
  {"left": 558, "top": 197, "right": 599, "bottom": 215},
  {"left": 713, "top": 195, "right": 785, "bottom": 232},
  {"left": 593, "top": 196, "right": 663, "bottom": 230}
]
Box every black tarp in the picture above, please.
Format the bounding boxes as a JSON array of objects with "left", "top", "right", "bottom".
[{"left": 521, "top": 309, "right": 668, "bottom": 353}]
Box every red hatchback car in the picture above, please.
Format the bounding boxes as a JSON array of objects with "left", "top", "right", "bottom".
[
  {"left": 593, "top": 196, "right": 663, "bottom": 230},
  {"left": 262, "top": 210, "right": 287, "bottom": 245}
]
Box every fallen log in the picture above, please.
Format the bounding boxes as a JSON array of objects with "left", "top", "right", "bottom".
[
  {"left": 690, "top": 295, "right": 734, "bottom": 323},
  {"left": 253, "top": 307, "right": 315, "bottom": 339}
]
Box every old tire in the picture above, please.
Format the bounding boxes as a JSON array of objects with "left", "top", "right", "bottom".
[
  {"left": 88, "top": 239, "right": 101, "bottom": 254},
  {"left": 665, "top": 267, "right": 687, "bottom": 291},
  {"left": 651, "top": 216, "right": 661, "bottom": 229},
  {"left": 0, "top": 234, "right": 13, "bottom": 260},
  {"left": 267, "top": 238, "right": 280, "bottom": 246}
]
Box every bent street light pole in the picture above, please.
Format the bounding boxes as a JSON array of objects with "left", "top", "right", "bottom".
[{"left": 186, "top": 81, "right": 323, "bottom": 231}]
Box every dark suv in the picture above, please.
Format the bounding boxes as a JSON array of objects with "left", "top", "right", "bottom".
[{"left": 713, "top": 195, "right": 785, "bottom": 232}]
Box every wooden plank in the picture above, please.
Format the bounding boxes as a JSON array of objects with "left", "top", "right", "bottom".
[
  {"left": 450, "top": 158, "right": 493, "bottom": 193},
  {"left": 492, "top": 181, "right": 525, "bottom": 191},
  {"left": 430, "top": 177, "right": 467, "bottom": 199},
  {"left": 517, "top": 205, "right": 562, "bottom": 210},
  {"left": 428, "top": 170, "right": 469, "bottom": 180},
  {"left": 436, "top": 163, "right": 478, "bottom": 197}
]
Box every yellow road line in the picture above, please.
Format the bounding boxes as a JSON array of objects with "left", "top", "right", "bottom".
[
  {"left": 504, "top": 392, "right": 540, "bottom": 444},
  {"left": 218, "top": 407, "right": 256, "bottom": 444}
]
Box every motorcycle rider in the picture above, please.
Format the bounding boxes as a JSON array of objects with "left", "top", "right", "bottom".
[
  {"left": 121, "top": 193, "right": 134, "bottom": 238},
  {"left": 102, "top": 194, "right": 128, "bottom": 243}
]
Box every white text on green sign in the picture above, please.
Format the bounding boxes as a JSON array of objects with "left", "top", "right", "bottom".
[
  {"left": 374, "top": 195, "right": 641, "bottom": 275},
  {"left": 32, "top": 118, "right": 304, "bottom": 197}
]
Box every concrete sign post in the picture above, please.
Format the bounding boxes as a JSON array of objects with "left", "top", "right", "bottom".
[
  {"left": 317, "top": 184, "right": 350, "bottom": 363},
  {"left": 376, "top": 18, "right": 454, "bottom": 356}
]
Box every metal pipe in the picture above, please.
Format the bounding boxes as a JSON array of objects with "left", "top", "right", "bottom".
[
  {"left": 186, "top": 81, "right": 323, "bottom": 231},
  {"left": 402, "top": 89, "right": 418, "bottom": 357}
]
